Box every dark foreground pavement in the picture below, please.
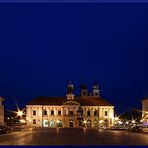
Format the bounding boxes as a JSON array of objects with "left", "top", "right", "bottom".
[{"left": 0, "top": 127, "right": 148, "bottom": 145}]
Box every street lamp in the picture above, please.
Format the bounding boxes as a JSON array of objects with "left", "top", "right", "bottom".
[
  {"left": 115, "top": 117, "right": 118, "bottom": 121},
  {"left": 17, "top": 110, "right": 23, "bottom": 131},
  {"left": 17, "top": 111, "right": 23, "bottom": 117},
  {"left": 83, "top": 120, "right": 86, "bottom": 124},
  {"left": 118, "top": 121, "right": 122, "bottom": 124},
  {"left": 126, "top": 121, "right": 129, "bottom": 124}
]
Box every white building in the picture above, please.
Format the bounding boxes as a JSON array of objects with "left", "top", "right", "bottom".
[
  {"left": 0, "top": 97, "right": 4, "bottom": 125},
  {"left": 26, "top": 80, "right": 114, "bottom": 128},
  {"left": 142, "top": 98, "right": 148, "bottom": 125}
]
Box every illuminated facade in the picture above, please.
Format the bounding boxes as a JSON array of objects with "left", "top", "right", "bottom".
[
  {"left": 142, "top": 98, "right": 148, "bottom": 124},
  {"left": 0, "top": 97, "right": 4, "bottom": 125},
  {"left": 26, "top": 80, "right": 114, "bottom": 128}
]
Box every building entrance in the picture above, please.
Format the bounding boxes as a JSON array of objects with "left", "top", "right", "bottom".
[
  {"left": 43, "top": 119, "right": 48, "bottom": 127},
  {"left": 49, "top": 120, "right": 55, "bottom": 127},
  {"left": 69, "top": 120, "right": 73, "bottom": 127}
]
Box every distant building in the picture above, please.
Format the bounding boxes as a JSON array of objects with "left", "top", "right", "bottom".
[
  {"left": 142, "top": 98, "right": 148, "bottom": 125},
  {"left": 0, "top": 97, "right": 4, "bottom": 125},
  {"left": 26, "top": 80, "right": 114, "bottom": 128}
]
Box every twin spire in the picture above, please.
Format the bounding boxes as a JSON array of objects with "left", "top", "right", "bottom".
[{"left": 67, "top": 79, "right": 100, "bottom": 98}]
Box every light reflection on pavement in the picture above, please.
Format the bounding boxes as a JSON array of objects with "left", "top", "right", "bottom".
[{"left": 0, "top": 128, "right": 148, "bottom": 145}]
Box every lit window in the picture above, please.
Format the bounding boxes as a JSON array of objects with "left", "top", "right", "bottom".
[{"left": 63, "top": 110, "right": 66, "bottom": 115}]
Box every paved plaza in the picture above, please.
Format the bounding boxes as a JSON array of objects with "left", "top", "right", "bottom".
[{"left": 0, "top": 127, "right": 148, "bottom": 145}]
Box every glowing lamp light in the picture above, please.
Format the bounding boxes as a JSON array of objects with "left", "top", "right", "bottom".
[
  {"left": 29, "top": 119, "right": 32, "bottom": 122},
  {"left": 99, "top": 120, "right": 103, "bottom": 124},
  {"left": 126, "top": 121, "right": 129, "bottom": 124},
  {"left": 17, "top": 111, "right": 23, "bottom": 116},
  {"left": 20, "top": 119, "right": 26, "bottom": 123},
  {"left": 26, "top": 117, "right": 29, "bottom": 120},
  {"left": 57, "top": 120, "right": 60, "bottom": 123},
  {"left": 115, "top": 117, "right": 118, "bottom": 121},
  {"left": 118, "top": 121, "right": 122, "bottom": 124},
  {"left": 132, "top": 120, "right": 135, "bottom": 124},
  {"left": 83, "top": 120, "right": 87, "bottom": 124}
]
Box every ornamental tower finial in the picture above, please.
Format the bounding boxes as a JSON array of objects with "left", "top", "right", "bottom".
[
  {"left": 67, "top": 81, "right": 74, "bottom": 100},
  {"left": 92, "top": 78, "right": 100, "bottom": 97}
]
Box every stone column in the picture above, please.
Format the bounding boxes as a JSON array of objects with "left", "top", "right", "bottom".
[
  {"left": 102, "top": 108, "right": 104, "bottom": 119},
  {"left": 98, "top": 107, "right": 100, "bottom": 120},
  {"left": 66, "top": 107, "right": 68, "bottom": 115},
  {"left": 108, "top": 108, "right": 110, "bottom": 127},
  {"left": 61, "top": 107, "right": 63, "bottom": 116},
  {"left": 54, "top": 108, "right": 56, "bottom": 116}
]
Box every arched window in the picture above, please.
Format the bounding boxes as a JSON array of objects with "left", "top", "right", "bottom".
[
  {"left": 94, "top": 119, "right": 98, "bottom": 127},
  {"left": 86, "top": 119, "right": 91, "bottom": 127},
  {"left": 43, "top": 119, "right": 48, "bottom": 127},
  {"left": 104, "top": 119, "right": 108, "bottom": 127},
  {"left": 49, "top": 120, "right": 55, "bottom": 127},
  {"left": 69, "top": 119, "right": 74, "bottom": 127},
  {"left": 57, "top": 120, "right": 62, "bottom": 127}
]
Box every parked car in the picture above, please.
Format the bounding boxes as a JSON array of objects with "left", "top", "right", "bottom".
[
  {"left": 140, "top": 127, "right": 148, "bottom": 133},
  {"left": 128, "top": 125, "right": 142, "bottom": 132},
  {"left": 0, "top": 125, "right": 13, "bottom": 134}
]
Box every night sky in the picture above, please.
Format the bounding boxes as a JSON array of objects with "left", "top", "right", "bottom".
[{"left": 0, "top": 3, "right": 148, "bottom": 113}]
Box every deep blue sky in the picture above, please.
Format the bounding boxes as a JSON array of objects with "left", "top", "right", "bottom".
[{"left": 0, "top": 3, "right": 148, "bottom": 113}]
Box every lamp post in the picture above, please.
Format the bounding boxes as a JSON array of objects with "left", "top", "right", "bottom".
[
  {"left": 17, "top": 111, "right": 23, "bottom": 132},
  {"left": 114, "top": 117, "right": 119, "bottom": 128}
]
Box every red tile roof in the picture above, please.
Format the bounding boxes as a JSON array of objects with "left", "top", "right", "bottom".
[
  {"left": 27, "top": 96, "right": 66, "bottom": 105},
  {"left": 78, "top": 97, "right": 113, "bottom": 106},
  {"left": 27, "top": 96, "right": 113, "bottom": 106}
]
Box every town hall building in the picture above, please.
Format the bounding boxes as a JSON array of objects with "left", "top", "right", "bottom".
[{"left": 26, "top": 80, "right": 114, "bottom": 128}]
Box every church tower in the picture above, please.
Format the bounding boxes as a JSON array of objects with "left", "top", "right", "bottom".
[
  {"left": 67, "top": 81, "right": 75, "bottom": 100},
  {"left": 92, "top": 79, "right": 100, "bottom": 97},
  {"left": 80, "top": 82, "right": 88, "bottom": 97}
]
